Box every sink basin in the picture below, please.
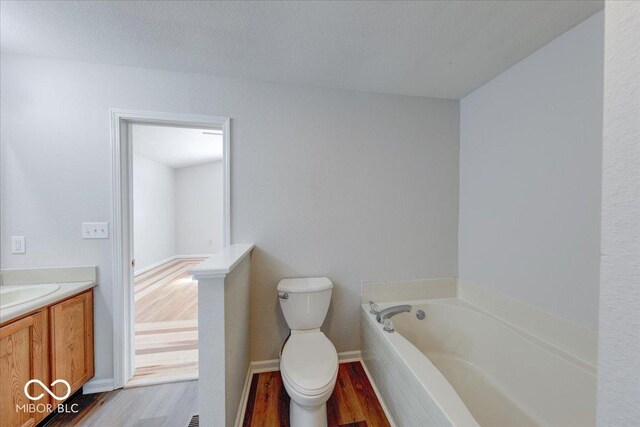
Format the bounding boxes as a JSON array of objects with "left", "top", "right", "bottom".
[{"left": 0, "top": 284, "right": 60, "bottom": 309}]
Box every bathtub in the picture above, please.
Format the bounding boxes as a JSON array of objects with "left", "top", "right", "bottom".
[{"left": 361, "top": 298, "right": 596, "bottom": 427}]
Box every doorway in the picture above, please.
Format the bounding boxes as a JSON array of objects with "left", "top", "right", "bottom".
[
  {"left": 130, "top": 124, "right": 224, "bottom": 385},
  {"left": 111, "top": 110, "right": 230, "bottom": 389}
]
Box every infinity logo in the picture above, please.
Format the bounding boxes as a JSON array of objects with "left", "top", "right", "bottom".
[{"left": 24, "top": 379, "right": 72, "bottom": 401}]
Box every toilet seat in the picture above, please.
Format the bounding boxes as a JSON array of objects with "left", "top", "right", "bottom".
[{"left": 281, "top": 331, "right": 338, "bottom": 396}]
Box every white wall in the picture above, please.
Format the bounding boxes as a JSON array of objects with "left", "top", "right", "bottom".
[
  {"left": 133, "top": 154, "right": 176, "bottom": 271},
  {"left": 224, "top": 254, "right": 251, "bottom": 427},
  {"left": 459, "top": 12, "right": 604, "bottom": 329},
  {"left": 175, "top": 161, "right": 223, "bottom": 255},
  {"left": 0, "top": 54, "right": 459, "bottom": 380},
  {"left": 597, "top": 1, "right": 640, "bottom": 424}
]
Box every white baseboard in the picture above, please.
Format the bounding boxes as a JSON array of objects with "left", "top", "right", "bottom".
[
  {"left": 337, "top": 350, "right": 361, "bottom": 363},
  {"left": 235, "top": 351, "right": 365, "bottom": 426},
  {"left": 249, "top": 350, "right": 362, "bottom": 374},
  {"left": 134, "top": 254, "right": 214, "bottom": 276},
  {"left": 175, "top": 254, "right": 214, "bottom": 259},
  {"left": 250, "top": 358, "right": 280, "bottom": 373},
  {"left": 361, "top": 358, "right": 397, "bottom": 427},
  {"left": 134, "top": 256, "right": 177, "bottom": 276},
  {"left": 234, "top": 366, "right": 254, "bottom": 427},
  {"left": 83, "top": 378, "right": 115, "bottom": 394}
]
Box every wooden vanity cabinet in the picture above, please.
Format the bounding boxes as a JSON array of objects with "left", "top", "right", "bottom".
[
  {"left": 0, "top": 310, "right": 50, "bottom": 427},
  {"left": 0, "top": 289, "right": 94, "bottom": 427},
  {"left": 49, "top": 290, "right": 94, "bottom": 397}
]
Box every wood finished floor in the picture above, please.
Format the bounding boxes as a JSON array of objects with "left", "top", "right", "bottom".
[
  {"left": 132, "top": 258, "right": 206, "bottom": 383},
  {"left": 43, "top": 363, "right": 387, "bottom": 427},
  {"left": 243, "top": 362, "right": 390, "bottom": 427},
  {"left": 42, "top": 381, "right": 197, "bottom": 427}
]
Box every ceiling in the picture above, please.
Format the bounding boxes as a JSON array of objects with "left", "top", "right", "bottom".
[
  {"left": 0, "top": 1, "right": 603, "bottom": 99},
  {"left": 132, "top": 124, "right": 223, "bottom": 169}
]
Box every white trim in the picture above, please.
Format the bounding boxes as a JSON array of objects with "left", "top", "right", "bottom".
[
  {"left": 336, "top": 350, "right": 362, "bottom": 363},
  {"left": 174, "top": 253, "right": 214, "bottom": 259},
  {"left": 111, "top": 109, "right": 231, "bottom": 389},
  {"left": 133, "top": 255, "right": 176, "bottom": 276},
  {"left": 360, "top": 357, "right": 397, "bottom": 427},
  {"left": 83, "top": 378, "right": 115, "bottom": 394},
  {"left": 235, "top": 351, "right": 397, "bottom": 427},
  {"left": 222, "top": 118, "right": 231, "bottom": 248},
  {"left": 248, "top": 350, "right": 363, "bottom": 374},
  {"left": 234, "top": 366, "right": 254, "bottom": 427},
  {"left": 250, "top": 359, "right": 281, "bottom": 374}
]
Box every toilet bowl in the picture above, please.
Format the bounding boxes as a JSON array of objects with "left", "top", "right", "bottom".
[
  {"left": 278, "top": 277, "right": 338, "bottom": 427},
  {"left": 281, "top": 331, "right": 338, "bottom": 426}
]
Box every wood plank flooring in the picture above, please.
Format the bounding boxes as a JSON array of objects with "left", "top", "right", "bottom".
[
  {"left": 131, "top": 258, "right": 206, "bottom": 384},
  {"left": 43, "top": 363, "right": 387, "bottom": 427},
  {"left": 243, "top": 362, "right": 390, "bottom": 427},
  {"left": 42, "top": 380, "right": 197, "bottom": 427}
]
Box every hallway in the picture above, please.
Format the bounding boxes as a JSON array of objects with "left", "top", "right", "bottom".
[{"left": 131, "top": 257, "right": 205, "bottom": 385}]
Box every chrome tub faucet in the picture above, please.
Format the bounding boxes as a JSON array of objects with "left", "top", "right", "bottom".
[{"left": 376, "top": 304, "right": 412, "bottom": 323}]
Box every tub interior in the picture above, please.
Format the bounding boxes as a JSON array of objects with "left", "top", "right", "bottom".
[
  {"left": 425, "top": 352, "right": 537, "bottom": 426},
  {"left": 385, "top": 298, "right": 596, "bottom": 426}
]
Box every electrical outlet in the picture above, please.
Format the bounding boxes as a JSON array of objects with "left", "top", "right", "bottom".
[
  {"left": 11, "top": 236, "right": 26, "bottom": 254},
  {"left": 82, "top": 222, "right": 109, "bottom": 239}
]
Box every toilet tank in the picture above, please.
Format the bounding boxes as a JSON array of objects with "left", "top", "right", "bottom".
[{"left": 278, "top": 277, "right": 333, "bottom": 330}]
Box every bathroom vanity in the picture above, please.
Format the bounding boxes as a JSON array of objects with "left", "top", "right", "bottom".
[{"left": 0, "top": 269, "right": 96, "bottom": 427}]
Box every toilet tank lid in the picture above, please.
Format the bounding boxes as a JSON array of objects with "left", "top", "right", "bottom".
[{"left": 277, "top": 277, "right": 333, "bottom": 293}]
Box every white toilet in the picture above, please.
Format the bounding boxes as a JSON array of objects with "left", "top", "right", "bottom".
[{"left": 278, "top": 277, "right": 338, "bottom": 427}]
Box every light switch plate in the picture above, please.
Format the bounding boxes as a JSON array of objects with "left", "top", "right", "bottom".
[
  {"left": 11, "top": 236, "right": 26, "bottom": 254},
  {"left": 82, "top": 222, "right": 109, "bottom": 239}
]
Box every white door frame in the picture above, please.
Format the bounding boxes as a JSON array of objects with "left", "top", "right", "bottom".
[{"left": 110, "top": 109, "right": 230, "bottom": 389}]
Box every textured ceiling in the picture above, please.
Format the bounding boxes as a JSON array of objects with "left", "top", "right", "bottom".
[{"left": 0, "top": 0, "right": 603, "bottom": 99}]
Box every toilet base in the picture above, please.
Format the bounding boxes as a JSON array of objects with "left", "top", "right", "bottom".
[{"left": 289, "top": 400, "right": 327, "bottom": 427}]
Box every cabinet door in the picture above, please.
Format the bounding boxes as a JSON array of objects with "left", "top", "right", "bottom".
[
  {"left": 0, "top": 310, "right": 49, "bottom": 427},
  {"left": 49, "top": 290, "right": 94, "bottom": 396}
]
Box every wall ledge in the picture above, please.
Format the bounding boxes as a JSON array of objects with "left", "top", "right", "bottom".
[{"left": 188, "top": 244, "right": 255, "bottom": 280}]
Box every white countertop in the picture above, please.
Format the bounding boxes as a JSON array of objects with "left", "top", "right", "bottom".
[
  {"left": 0, "top": 281, "right": 96, "bottom": 324},
  {"left": 188, "top": 243, "right": 255, "bottom": 279}
]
